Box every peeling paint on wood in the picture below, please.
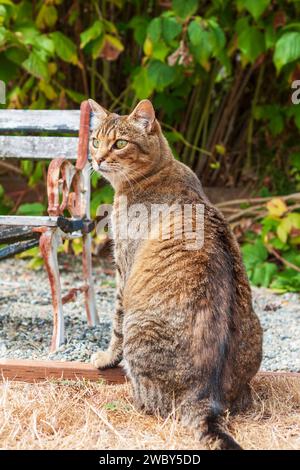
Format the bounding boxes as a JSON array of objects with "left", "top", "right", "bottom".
[
  {"left": 0, "top": 216, "right": 58, "bottom": 226},
  {"left": 0, "top": 136, "right": 86, "bottom": 160},
  {"left": 0, "top": 110, "right": 97, "bottom": 132}
]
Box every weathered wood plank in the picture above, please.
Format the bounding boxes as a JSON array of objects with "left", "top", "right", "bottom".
[
  {"left": 0, "top": 216, "right": 58, "bottom": 226},
  {"left": 0, "top": 225, "right": 40, "bottom": 244},
  {"left": 0, "top": 110, "right": 97, "bottom": 133},
  {"left": 0, "top": 359, "right": 299, "bottom": 384},
  {"left": 0, "top": 238, "right": 40, "bottom": 260},
  {"left": 0, "top": 136, "right": 86, "bottom": 160},
  {"left": 0, "top": 359, "right": 126, "bottom": 384}
]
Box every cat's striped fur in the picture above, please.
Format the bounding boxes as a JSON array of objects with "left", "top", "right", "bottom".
[{"left": 89, "top": 99, "right": 262, "bottom": 450}]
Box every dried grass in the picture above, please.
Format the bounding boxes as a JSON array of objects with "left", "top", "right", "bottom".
[{"left": 0, "top": 375, "right": 299, "bottom": 450}]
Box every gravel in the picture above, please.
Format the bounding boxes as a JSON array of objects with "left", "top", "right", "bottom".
[{"left": 0, "top": 257, "right": 299, "bottom": 372}]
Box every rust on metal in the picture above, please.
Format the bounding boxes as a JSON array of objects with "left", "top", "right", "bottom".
[
  {"left": 62, "top": 286, "right": 88, "bottom": 305},
  {"left": 76, "top": 100, "right": 91, "bottom": 171},
  {"left": 39, "top": 229, "right": 64, "bottom": 352},
  {"left": 0, "top": 101, "right": 99, "bottom": 352},
  {"left": 38, "top": 100, "right": 99, "bottom": 350}
]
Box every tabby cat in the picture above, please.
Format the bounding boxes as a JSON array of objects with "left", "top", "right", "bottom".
[{"left": 89, "top": 99, "right": 262, "bottom": 450}]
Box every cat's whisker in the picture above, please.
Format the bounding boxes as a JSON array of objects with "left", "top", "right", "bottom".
[{"left": 115, "top": 166, "right": 136, "bottom": 196}]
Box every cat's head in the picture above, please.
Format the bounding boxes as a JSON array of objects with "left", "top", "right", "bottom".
[{"left": 89, "top": 99, "right": 167, "bottom": 188}]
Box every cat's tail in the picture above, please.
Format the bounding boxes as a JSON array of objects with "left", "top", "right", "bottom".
[
  {"left": 200, "top": 403, "right": 242, "bottom": 450},
  {"left": 182, "top": 399, "right": 242, "bottom": 450}
]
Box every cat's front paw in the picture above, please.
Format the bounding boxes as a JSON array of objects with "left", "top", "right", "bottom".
[{"left": 91, "top": 350, "right": 112, "bottom": 369}]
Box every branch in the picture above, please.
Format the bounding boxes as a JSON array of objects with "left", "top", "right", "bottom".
[
  {"left": 266, "top": 245, "right": 300, "bottom": 274},
  {"left": 216, "top": 193, "right": 300, "bottom": 208},
  {"left": 0, "top": 161, "right": 22, "bottom": 175}
]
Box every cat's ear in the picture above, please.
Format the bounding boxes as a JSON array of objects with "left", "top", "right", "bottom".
[
  {"left": 128, "top": 100, "right": 155, "bottom": 132},
  {"left": 88, "top": 99, "right": 108, "bottom": 124}
]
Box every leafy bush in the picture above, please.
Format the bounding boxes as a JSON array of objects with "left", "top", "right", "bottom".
[
  {"left": 241, "top": 198, "right": 300, "bottom": 292},
  {"left": 1, "top": 1, "right": 300, "bottom": 289},
  {"left": 1, "top": 0, "right": 300, "bottom": 194}
]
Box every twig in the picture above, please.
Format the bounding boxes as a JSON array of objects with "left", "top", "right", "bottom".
[
  {"left": 0, "top": 161, "right": 22, "bottom": 175},
  {"left": 161, "top": 122, "right": 213, "bottom": 157},
  {"left": 216, "top": 193, "right": 300, "bottom": 208},
  {"left": 227, "top": 204, "right": 265, "bottom": 222},
  {"left": 266, "top": 245, "right": 300, "bottom": 273}
]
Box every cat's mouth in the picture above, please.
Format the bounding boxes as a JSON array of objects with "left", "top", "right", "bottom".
[{"left": 99, "top": 167, "right": 111, "bottom": 173}]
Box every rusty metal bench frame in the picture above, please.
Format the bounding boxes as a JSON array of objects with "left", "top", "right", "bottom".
[{"left": 0, "top": 101, "right": 99, "bottom": 351}]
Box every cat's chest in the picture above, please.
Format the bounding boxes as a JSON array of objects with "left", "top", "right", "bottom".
[{"left": 111, "top": 205, "right": 141, "bottom": 277}]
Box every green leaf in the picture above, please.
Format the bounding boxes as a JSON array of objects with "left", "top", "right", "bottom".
[
  {"left": 274, "top": 32, "right": 300, "bottom": 72},
  {"left": 241, "top": 239, "right": 268, "bottom": 271},
  {"left": 91, "top": 185, "right": 114, "bottom": 218},
  {"left": 148, "top": 60, "right": 176, "bottom": 91},
  {"left": 132, "top": 67, "right": 154, "bottom": 99},
  {"left": 38, "top": 80, "right": 57, "bottom": 100},
  {"left": 240, "top": 0, "right": 271, "bottom": 21},
  {"left": 277, "top": 216, "right": 293, "bottom": 243},
  {"left": 188, "top": 20, "right": 213, "bottom": 67},
  {"left": 65, "top": 88, "right": 86, "bottom": 104},
  {"left": 22, "top": 50, "right": 49, "bottom": 80},
  {"left": 147, "top": 17, "right": 162, "bottom": 44},
  {"left": 287, "top": 212, "right": 300, "bottom": 229},
  {"left": 51, "top": 31, "right": 78, "bottom": 64},
  {"left": 17, "top": 202, "right": 45, "bottom": 216},
  {"left": 162, "top": 17, "right": 182, "bottom": 44},
  {"left": 0, "top": 27, "right": 7, "bottom": 45},
  {"left": 0, "top": 183, "right": 4, "bottom": 199},
  {"left": 151, "top": 40, "right": 170, "bottom": 61},
  {"left": 5, "top": 46, "right": 28, "bottom": 65},
  {"left": 252, "top": 262, "right": 278, "bottom": 287},
  {"left": 265, "top": 24, "right": 276, "bottom": 49},
  {"left": 237, "top": 26, "right": 265, "bottom": 63},
  {"left": 188, "top": 19, "right": 205, "bottom": 46},
  {"left": 172, "top": 0, "right": 198, "bottom": 19},
  {"left": 290, "top": 152, "right": 300, "bottom": 170},
  {"left": 283, "top": 250, "right": 300, "bottom": 267},
  {"left": 35, "top": 35, "right": 55, "bottom": 55},
  {"left": 253, "top": 104, "right": 284, "bottom": 135},
  {"left": 28, "top": 161, "right": 44, "bottom": 187},
  {"left": 207, "top": 18, "right": 226, "bottom": 53},
  {"left": 20, "top": 160, "right": 32, "bottom": 176},
  {"left": 270, "top": 269, "right": 300, "bottom": 293},
  {"left": 128, "top": 16, "right": 149, "bottom": 46},
  {"left": 36, "top": 4, "right": 57, "bottom": 29},
  {"left": 90, "top": 36, "right": 105, "bottom": 59},
  {"left": 91, "top": 171, "right": 101, "bottom": 189},
  {"left": 80, "top": 20, "right": 103, "bottom": 49},
  {"left": 0, "top": 54, "right": 18, "bottom": 82},
  {"left": 103, "top": 34, "right": 124, "bottom": 53}
]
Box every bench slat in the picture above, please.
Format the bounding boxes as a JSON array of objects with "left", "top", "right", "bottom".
[
  {"left": 0, "top": 110, "right": 96, "bottom": 133},
  {"left": 0, "top": 135, "right": 89, "bottom": 159},
  {"left": 0, "top": 216, "right": 58, "bottom": 226}
]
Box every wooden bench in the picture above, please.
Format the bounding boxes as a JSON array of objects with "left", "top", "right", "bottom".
[{"left": 0, "top": 101, "right": 99, "bottom": 351}]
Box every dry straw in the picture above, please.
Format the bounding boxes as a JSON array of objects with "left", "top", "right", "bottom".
[{"left": 0, "top": 375, "right": 299, "bottom": 450}]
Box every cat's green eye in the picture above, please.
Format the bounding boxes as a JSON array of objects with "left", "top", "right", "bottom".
[
  {"left": 92, "top": 138, "right": 100, "bottom": 148},
  {"left": 114, "top": 139, "right": 128, "bottom": 150}
]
